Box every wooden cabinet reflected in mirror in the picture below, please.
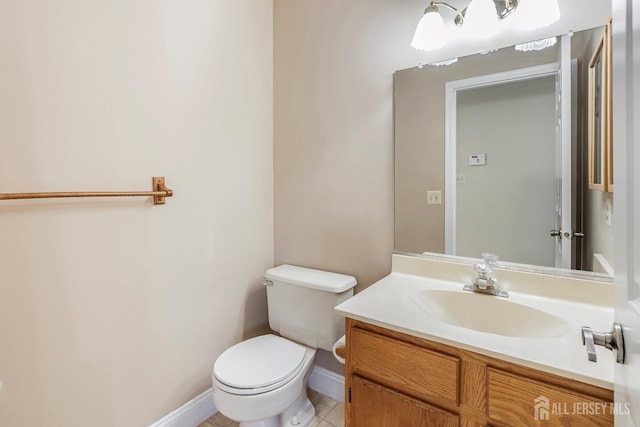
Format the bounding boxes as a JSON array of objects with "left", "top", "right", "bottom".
[{"left": 588, "top": 20, "right": 613, "bottom": 192}]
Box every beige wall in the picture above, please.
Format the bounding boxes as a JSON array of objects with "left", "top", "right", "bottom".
[
  {"left": 273, "top": 0, "right": 424, "bottom": 374},
  {"left": 273, "top": 0, "right": 424, "bottom": 292},
  {"left": 0, "top": 1, "right": 273, "bottom": 426}
]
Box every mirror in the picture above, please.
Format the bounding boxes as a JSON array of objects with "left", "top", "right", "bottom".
[{"left": 395, "top": 26, "right": 614, "bottom": 279}]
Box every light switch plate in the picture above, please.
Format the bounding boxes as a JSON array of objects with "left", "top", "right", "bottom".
[
  {"left": 427, "top": 191, "right": 442, "bottom": 205},
  {"left": 468, "top": 154, "right": 486, "bottom": 166}
]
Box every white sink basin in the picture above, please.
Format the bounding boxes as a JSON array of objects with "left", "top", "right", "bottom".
[{"left": 407, "top": 290, "right": 569, "bottom": 339}]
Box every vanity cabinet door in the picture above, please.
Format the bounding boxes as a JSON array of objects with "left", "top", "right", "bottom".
[
  {"left": 350, "top": 375, "right": 459, "bottom": 427},
  {"left": 487, "top": 368, "right": 613, "bottom": 426},
  {"left": 350, "top": 327, "right": 459, "bottom": 406}
]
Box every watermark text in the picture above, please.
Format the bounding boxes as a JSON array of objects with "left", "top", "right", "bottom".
[{"left": 534, "top": 395, "right": 630, "bottom": 420}]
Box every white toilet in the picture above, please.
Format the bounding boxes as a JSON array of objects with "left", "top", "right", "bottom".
[{"left": 212, "top": 264, "right": 356, "bottom": 427}]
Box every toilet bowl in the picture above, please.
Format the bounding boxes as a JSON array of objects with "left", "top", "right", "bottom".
[
  {"left": 211, "top": 265, "right": 357, "bottom": 427},
  {"left": 212, "top": 334, "right": 317, "bottom": 427}
]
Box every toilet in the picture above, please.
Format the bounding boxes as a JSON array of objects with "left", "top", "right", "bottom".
[{"left": 212, "top": 264, "right": 356, "bottom": 427}]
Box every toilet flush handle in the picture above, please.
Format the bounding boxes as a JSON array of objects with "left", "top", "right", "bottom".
[{"left": 263, "top": 280, "right": 274, "bottom": 287}]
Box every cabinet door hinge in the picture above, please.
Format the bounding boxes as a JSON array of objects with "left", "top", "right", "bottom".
[{"left": 348, "top": 387, "right": 352, "bottom": 403}]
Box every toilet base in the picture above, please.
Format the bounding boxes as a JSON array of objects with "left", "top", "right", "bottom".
[
  {"left": 281, "top": 393, "right": 315, "bottom": 427},
  {"left": 238, "top": 394, "right": 315, "bottom": 427}
]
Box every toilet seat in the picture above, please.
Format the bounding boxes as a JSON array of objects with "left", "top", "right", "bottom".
[{"left": 213, "top": 334, "right": 307, "bottom": 395}]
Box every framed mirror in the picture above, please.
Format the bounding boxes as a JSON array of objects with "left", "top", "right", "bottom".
[{"left": 395, "top": 25, "right": 614, "bottom": 279}]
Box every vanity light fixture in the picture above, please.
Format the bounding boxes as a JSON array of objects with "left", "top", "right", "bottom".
[
  {"left": 411, "top": 0, "right": 560, "bottom": 51},
  {"left": 412, "top": 0, "right": 518, "bottom": 51},
  {"left": 411, "top": 3, "right": 448, "bottom": 51},
  {"left": 463, "top": 0, "right": 502, "bottom": 39}
]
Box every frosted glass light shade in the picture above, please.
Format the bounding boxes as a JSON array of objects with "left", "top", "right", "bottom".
[
  {"left": 509, "top": 0, "right": 560, "bottom": 31},
  {"left": 463, "top": 0, "right": 500, "bottom": 39},
  {"left": 411, "top": 9, "right": 446, "bottom": 51}
]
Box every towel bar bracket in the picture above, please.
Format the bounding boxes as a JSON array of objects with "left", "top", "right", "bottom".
[{"left": 153, "top": 177, "right": 171, "bottom": 205}]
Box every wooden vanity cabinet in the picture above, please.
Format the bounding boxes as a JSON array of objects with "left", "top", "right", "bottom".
[
  {"left": 351, "top": 376, "right": 459, "bottom": 427},
  {"left": 344, "top": 319, "right": 613, "bottom": 427}
]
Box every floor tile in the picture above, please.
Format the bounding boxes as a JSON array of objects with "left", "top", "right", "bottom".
[
  {"left": 324, "top": 402, "right": 345, "bottom": 427},
  {"left": 313, "top": 395, "right": 338, "bottom": 419},
  {"left": 200, "top": 388, "right": 342, "bottom": 427},
  {"left": 208, "top": 412, "right": 239, "bottom": 426}
]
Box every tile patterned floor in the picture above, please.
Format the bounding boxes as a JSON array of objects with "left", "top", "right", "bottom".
[{"left": 198, "top": 388, "right": 344, "bottom": 427}]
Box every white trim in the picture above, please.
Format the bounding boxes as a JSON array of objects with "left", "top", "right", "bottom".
[
  {"left": 444, "top": 62, "right": 560, "bottom": 255},
  {"left": 149, "top": 364, "right": 345, "bottom": 426},
  {"left": 308, "top": 365, "right": 345, "bottom": 403},
  {"left": 612, "top": 0, "right": 640, "bottom": 423},
  {"left": 149, "top": 388, "right": 216, "bottom": 427},
  {"left": 444, "top": 79, "right": 458, "bottom": 255},
  {"left": 559, "top": 34, "right": 574, "bottom": 270},
  {"left": 593, "top": 253, "right": 614, "bottom": 277}
]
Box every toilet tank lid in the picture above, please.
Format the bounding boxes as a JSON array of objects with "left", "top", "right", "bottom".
[{"left": 265, "top": 265, "right": 356, "bottom": 293}]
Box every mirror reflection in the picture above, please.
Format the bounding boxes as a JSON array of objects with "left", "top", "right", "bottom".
[{"left": 395, "top": 26, "right": 614, "bottom": 277}]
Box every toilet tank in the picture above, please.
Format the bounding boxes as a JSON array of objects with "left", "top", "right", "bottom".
[{"left": 264, "top": 265, "right": 356, "bottom": 351}]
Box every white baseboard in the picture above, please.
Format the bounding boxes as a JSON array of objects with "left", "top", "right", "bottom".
[
  {"left": 149, "top": 388, "right": 216, "bottom": 427},
  {"left": 308, "top": 365, "right": 345, "bottom": 403},
  {"left": 150, "top": 364, "right": 345, "bottom": 426}
]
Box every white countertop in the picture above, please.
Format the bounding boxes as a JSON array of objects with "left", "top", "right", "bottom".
[{"left": 335, "top": 264, "right": 615, "bottom": 390}]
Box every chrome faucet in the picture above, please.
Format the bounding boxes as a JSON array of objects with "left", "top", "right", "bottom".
[{"left": 463, "top": 253, "right": 508, "bottom": 298}]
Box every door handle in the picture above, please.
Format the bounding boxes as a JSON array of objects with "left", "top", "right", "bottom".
[
  {"left": 581, "top": 323, "right": 625, "bottom": 364},
  {"left": 563, "top": 231, "right": 584, "bottom": 239},
  {"left": 550, "top": 229, "right": 585, "bottom": 239}
]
